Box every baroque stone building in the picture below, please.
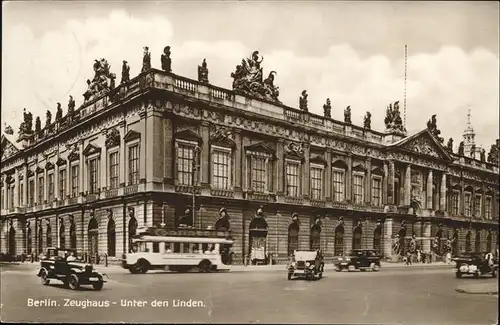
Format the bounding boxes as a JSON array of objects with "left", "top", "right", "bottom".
[{"left": 1, "top": 50, "right": 499, "bottom": 264}]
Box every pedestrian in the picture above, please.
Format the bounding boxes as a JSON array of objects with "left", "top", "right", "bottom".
[
  {"left": 422, "top": 252, "right": 427, "bottom": 264},
  {"left": 417, "top": 249, "right": 421, "bottom": 263},
  {"left": 446, "top": 251, "right": 451, "bottom": 264},
  {"left": 405, "top": 252, "right": 412, "bottom": 265}
]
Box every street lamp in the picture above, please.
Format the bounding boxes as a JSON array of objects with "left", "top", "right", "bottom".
[{"left": 192, "top": 145, "right": 201, "bottom": 228}]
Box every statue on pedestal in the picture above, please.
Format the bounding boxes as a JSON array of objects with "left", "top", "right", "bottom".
[
  {"left": 458, "top": 141, "right": 465, "bottom": 156},
  {"left": 142, "top": 46, "right": 151, "bottom": 72},
  {"left": 18, "top": 108, "right": 33, "bottom": 135},
  {"left": 55, "top": 103, "right": 63, "bottom": 122},
  {"left": 35, "top": 116, "right": 41, "bottom": 133},
  {"left": 161, "top": 46, "right": 172, "bottom": 72},
  {"left": 364, "top": 111, "right": 371, "bottom": 129},
  {"left": 121, "top": 60, "right": 130, "bottom": 84},
  {"left": 447, "top": 138, "right": 453, "bottom": 153},
  {"left": 344, "top": 106, "right": 352, "bottom": 124},
  {"left": 470, "top": 144, "right": 476, "bottom": 158},
  {"left": 323, "top": 98, "right": 331, "bottom": 118},
  {"left": 426, "top": 114, "right": 444, "bottom": 142},
  {"left": 197, "top": 58, "right": 208, "bottom": 83},
  {"left": 299, "top": 90, "right": 308, "bottom": 111},
  {"left": 45, "top": 110, "right": 52, "bottom": 127},
  {"left": 480, "top": 149, "right": 486, "bottom": 162}
]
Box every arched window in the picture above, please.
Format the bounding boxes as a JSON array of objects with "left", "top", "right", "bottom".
[
  {"left": 59, "top": 223, "right": 65, "bottom": 249},
  {"left": 334, "top": 225, "right": 344, "bottom": 256},
  {"left": 70, "top": 221, "right": 77, "bottom": 249},
  {"left": 8, "top": 226, "right": 16, "bottom": 256},
  {"left": 373, "top": 226, "right": 382, "bottom": 255},
  {"left": 352, "top": 226, "right": 362, "bottom": 250},
  {"left": 486, "top": 232, "right": 492, "bottom": 253},
  {"left": 27, "top": 226, "right": 32, "bottom": 254},
  {"left": 465, "top": 231, "right": 471, "bottom": 253},
  {"left": 107, "top": 218, "right": 116, "bottom": 257},
  {"left": 128, "top": 217, "right": 138, "bottom": 253},
  {"left": 475, "top": 231, "right": 481, "bottom": 253},
  {"left": 38, "top": 226, "right": 43, "bottom": 255},
  {"left": 287, "top": 223, "right": 299, "bottom": 256},
  {"left": 398, "top": 228, "right": 407, "bottom": 255},
  {"left": 310, "top": 224, "right": 321, "bottom": 251},
  {"left": 46, "top": 222, "right": 52, "bottom": 247}
]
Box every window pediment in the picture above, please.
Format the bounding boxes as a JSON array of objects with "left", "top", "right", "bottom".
[
  {"left": 68, "top": 150, "right": 80, "bottom": 162},
  {"left": 310, "top": 155, "right": 327, "bottom": 166},
  {"left": 45, "top": 161, "right": 54, "bottom": 170},
  {"left": 56, "top": 157, "right": 67, "bottom": 166},
  {"left": 371, "top": 166, "right": 384, "bottom": 176},
  {"left": 332, "top": 159, "right": 348, "bottom": 169},
  {"left": 27, "top": 170, "right": 34, "bottom": 178},
  {"left": 175, "top": 129, "right": 201, "bottom": 144},
  {"left": 124, "top": 130, "right": 141, "bottom": 142},
  {"left": 105, "top": 129, "right": 121, "bottom": 148},
  {"left": 83, "top": 143, "right": 102, "bottom": 157},
  {"left": 245, "top": 142, "right": 276, "bottom": 157},
  {"left": 36, "top": 166, "right": 44, "bottom": 174},
  {"left": 210, "top": 126, "right": 235, "bottom": 148},
  {"left": 352, "top": 164, "right": 367, "bottom": 173}
]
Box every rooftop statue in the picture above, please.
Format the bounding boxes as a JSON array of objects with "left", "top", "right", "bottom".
[
  {"left": 67, "top": 95, "right": 75, "bottom": 115},
  {"left": 142, "top": 46, "right": 151, "bottom": 72},
  {"left": 384, "top": 101, "right": 406, "bottom": 134},
  {"left": 230, "top": 50, "right": 281, "bottom": 103},
  {"left": 121, "top": 60, "right": 130, "bottom": 84},
  {"left": 161, "top": 46, "right": 172, "bottom": 72},
  {"left": 487, "top": 140, "right": 499, "bottom": 164},
  {"left": 4, "top": 123, "right": 14, "bottom": 135},
  {"left": 480, "top": 149, "right": 486, "bottom": 162},
  {"left": 35, "top": 116, "right": 41, "bottom": 134},
  {"left": 470, "top": 144, "right": 476, "bottom": 158},
  {"left": 323, "top": 98, "right": 331, "bottom": 118},
  {"left": 197, "top": 58, "right": 209, "bottom": 84},
  {"left": 364, "top": 111, "right": 371, "bottom": 129},
  {"left": 344, "top": 106, "right": 351, "bottom": 124},
  {"left": 55, "top": 103, "right": 63, "bottom": 122},
  {"left": 446, "top": 138, "right": 453, "bottom": 153},
  {"left": 458, "top": 141, "right": 464, "bottom": 156},
  {"left": 18, "top": 108, "right": 33, "bottom": 135},
  {"left": 299, "top": 90, "right": 308, "bottom": 111},
  {"left": 82, "top": 58, "right": 114, "bottom": 102},
  {"left": 45, "top": 110, "right": 52, "bottom": 127},
  {"left": 426, "top": 114, "right": 444, "bottom": 142}
]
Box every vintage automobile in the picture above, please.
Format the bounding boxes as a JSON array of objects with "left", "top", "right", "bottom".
[
  {"left": 287, "top": 250, "right": 324, "bottom": 280},
  {"left": 334, "top": 249, "right": 381, "bottom": 272},
  {"left": 37, "top": 247, "right": 106, "bottom": 290},
  {"left": 452, "top": 252, "right": 498, "bottom": 278}
]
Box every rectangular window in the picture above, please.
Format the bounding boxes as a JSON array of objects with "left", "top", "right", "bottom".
[
  {"left": 128, "top": 145, "right": 139, "bottom": 185},
  {"left": 38, "top": 176, "right": 44, "bottom": 203},
  {"left": 212, "top": 150, "right": 231, "bottom": 190},
  {"left": 286, "top": 163, "right": 300, "bottom": 197},
  {"left": 59, "top": 169, "right": 66, "bottom": 198},
  {"left": 29, "top": 179, "right": 34, "bottom": 206},
  {"left": 485, "top": 196, "right": 492, "bottom": 219},
  {"left": 19, "top": 183, "right": 24, "bottom": 206},
  {"left": 372, "top": 177, "right": 382, "bottom": 206},
  {"left": 48, "top": 173, "right": 55, "bottom": 202},
  {"left": 452, "top": 191, "right": 459, "bottom": 215},
  {"left": 474, "top": 195, "right": 481, "bottom": 217},
  {"left": 310, "top": 167, "right": 323, "bottom": 200},
  {"left": 177, "top": 144, "right": 193, "bottom": 186},
  {"left": 109, "top": 152, "right": 119, "bottom": 189},
  {"left": 89, "top": 159, "right": 98, "bottom": 194},
  {"left": 10, "top": 185, "right": 15, "bottom": 208},
  {"left": 251, "top": 156, "right": 267, "bottom": 193},
  {"left": 332, "top": 169, "right": 345, "bottom": 202},
  {"left": 353, "top": 174, "right": 364, "bottom": 204},
  {"left": 464, "top": 193, "right": 471, "bottom": 216},
  {"left": 71, "top": 165, "right": 79, "bottom": 197}
]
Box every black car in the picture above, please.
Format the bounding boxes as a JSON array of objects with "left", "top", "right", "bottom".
[
  {"left": 452, "top": 252, "right": 498, "bottom": 278},
  {"left": 37, "top": 247, "right": 106, "bottom": 290},
  {"left": 334, "top": 249, "right": 381, "bottom": 272},
  {"left": 287, "top": 250, "right": 324, "bottom": 280}
]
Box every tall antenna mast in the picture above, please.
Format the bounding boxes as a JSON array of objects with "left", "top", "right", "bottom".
[{"left": 404, "top": 44, "right": 408, "bottom": 128}]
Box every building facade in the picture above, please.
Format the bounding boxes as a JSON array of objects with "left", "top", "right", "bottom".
[{"left": 1, "top": 50, "right": 499, "bottom": 264}]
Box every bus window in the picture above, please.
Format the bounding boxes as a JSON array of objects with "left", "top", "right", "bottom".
[
  {"left": 182, "top": 243, "right": 190, "bottom": 253},
  {"left": 164, "top": 243, "right": 172, "bottom": 253},
  {"left": 202, "top": 243, "right": 208, "bottom": 252},
  {"left": 153, "top": 242, "right": 160, "bottom": 253},
  {"left": 173, "top": 243, "right": 180, "bottom": 253}
]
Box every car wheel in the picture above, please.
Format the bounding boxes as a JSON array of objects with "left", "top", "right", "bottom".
[
  {"left": 360, "top": 268, "right": 366, "bottom": 272},
  {"left": 474, "top": 271, "right": 480, "bottom": 279},
  {"left": 129, "top": 266, "right": 141, "bottom": 274},
  {"left": 455, "top": 271, "right": 462, "bottom": 278},
  {"left": 93, "top": 281, "right": 104, "bottom": 290},
  {"left": 199, "top": 260, "right": 212, "bottom": 273},
  {"left": 136, "top": 260, "right": 149, "bottom": 274},
  {"left": 40, "top": 270, "right": 50, "bottom": 285},
  {"left": 68, "top": 274, "right": 80, "bottom": 290},
  {"left": 287, "top": 273, "right": 292, "bottom": 280}
]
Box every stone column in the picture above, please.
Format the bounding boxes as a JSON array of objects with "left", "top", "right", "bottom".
[
  {"left": 234, "top": 130, "right": 242, "bottom": 193},
  {"left": 383, "top": 218, "right": 393, "bottom": 258},
  {"left": 34, "top": 171, "right": 38, "bottom": 205},
  {"left": 325, "top": 149, "right": 332, "bottom": 201},
  {"left": 55, "top": 162, "right": 60, "bottom": 200},
  {"left": 201, "top": 122, "right": 210, "bottom": 186},
  {"left": 387, "top": 161, "right": 395, "bottom": 205},
  {"left": 119, "top": 121, "right": 126, "bottom": 187},
  {"left": 440, "top": 173, "right": 447, "bottom": 211},
  {"left": 43, "top": 166, "right": 48, "bottom": 204},
  {"left": 302, "top": 143, "right": 310, "bottom": 199},
  {"left": 481, "top": 184, "right": 486, "bottom": 219},
  {"left": 23, "top": 165, "right": 28, "bottom": 206},
  {"left": 382, "top": 162, "right": 388, "bottom": 205},
  {"left": 139, "top": 111, "right": 147, "bottom": 181},
  {"left": 365, "top": 158, "right": 372, "bottom": 204},
  {"left": 14, "top": 169, "right": 19, "bottom": 208},
  {"left": 427, "top": 170, "right": 433, "bottom": 209},
  {"left": 276, "top": 139, "right": 284, "bottom": 195},
  {"left": 459, "top": 177, "right": 464, "bottom": 215},
  {"left": 101, "top": 135, "right": 108, "bottom": 191},
  {"left": 346, "top": 154, "right": 353, "bottom": 202},
  {"left": 404, "top": 164, "right": 411, "bottom": 206},
  {"left": 79, "top": 140, "right": 85, "bottom": 195},
  {"left": 422, "top": 221, "right": 431, "bottom": 253}
]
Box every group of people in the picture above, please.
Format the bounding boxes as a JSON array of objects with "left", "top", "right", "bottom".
[{"left": 403, "top": 249, "right": 453, "bottom": 265}]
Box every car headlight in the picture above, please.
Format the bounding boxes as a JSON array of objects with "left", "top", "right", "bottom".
[
  {"left": 305, "top": 262, "right": 310, "bottom": 267},
  {"left": 338, "top": 257, "right": 343, "bottom": 261}
]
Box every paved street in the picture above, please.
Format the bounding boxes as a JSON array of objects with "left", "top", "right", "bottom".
[{"left": 1, "top": 263, "right": 498, "bottom": 324}]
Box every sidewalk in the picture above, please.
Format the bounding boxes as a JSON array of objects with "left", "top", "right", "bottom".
[{"left": 455, "top": 282, "right": 498, "bottom": 295}]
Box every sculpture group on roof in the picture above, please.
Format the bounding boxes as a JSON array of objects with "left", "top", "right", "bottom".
[
  {"left": 426, "top": 114, "right": 444, "bottom": 143},
  {"left": 230, "top": 51, "right": 280, "bottom": 103},
  {"left": 83, "top": 58, "right": 116, "bottom": 102},
  {"left": 487, "top": 139, "right": 499, "bottom": 164},
  {"left": 384, "top": 101, "right": 406, "bottom": 133}
]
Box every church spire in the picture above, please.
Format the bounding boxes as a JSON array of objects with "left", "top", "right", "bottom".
[{"left": 463, "top": 106, "right": 478, "bottom": 158}]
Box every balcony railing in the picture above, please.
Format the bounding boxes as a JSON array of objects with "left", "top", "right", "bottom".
[
  {"left": 284, "top": 196, "right": 304, "bottom": 205},
  {"left": 68, "top": 197, "right": 78, "bottom": 205},
  {"left": 332, "top": 201, "right": 348, "bottom": 209},
  {"left": 310, "top": 199, "right": 326, "bottom": 207},
  {"left": 85, "top": 193, "right": 99, "bottom": 202},
  {"left": 210, "top": 188, "right": 234, "bottom": 197},
  {"left": 105, "top": 189, "right": 119, "bottom": 198},
  {"left": 175, "top": 185, "right": 201, "bottom": 194}
]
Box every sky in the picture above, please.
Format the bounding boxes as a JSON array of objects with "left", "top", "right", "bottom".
[{"left": 2, "top": 1, "right": 499, "bottom": 151}]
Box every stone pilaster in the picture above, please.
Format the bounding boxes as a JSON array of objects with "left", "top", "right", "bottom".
[
  {"left": 276, "top": 139, "right": 284, "bottom": 195},
  {"left": 55, "top": 162, "right": 60, "bottom": 200},
  {"left": 440, "top": 173, "right": 447, "bottom": 211},
  {"left": 422, "top": 221, "right": 431, "bottom": 253},
  {"left": 387, "top": 161, "right": 394, "bottom": 205},
  {"left": 325, "top": 149, "right": 332, "bottom": 201},
  {"left": 233, "top": 130, "right": 243, "bottom": 197},
  {"left": 459, "top": 177, "right": 464, "bottom": 215},
  {"left": 201, "top": 122, "right": 210, "bottom": 186},
  {"left": 119, "top": 122, "right": 126, "bottom": 186},
  {"left": 139, "top": 111, "right": 147, "bottom": 181},
  {"left": 79, "top": 140, "right": 85, "bottom": 194},
  {"left": 14, "top": 169, "right": 19, "bottom": 208},
  {"left": 427, "top": 170, "right": 433, "bottom": 209},
  {"left": 383, "top": 218, "right": 393, "bottom": 258},
  {"left": 23, "top": 165, "right": 28, "bottom": 206},
  {"left": 346, "top": 154, "right": 353, "bottom": 202},
  {"left": 404, "top": 164, "right": 411, "bottom": 206},
  {"left": 365, "top": 158, "right": 372, "bottom": 204},
  {"left": 302, "top": 143, "right": 310, "bottom": 199}
]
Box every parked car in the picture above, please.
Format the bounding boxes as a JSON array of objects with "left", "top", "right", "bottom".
[
  {"left": 37, "top": 247, "right": 106, "bottom": 290},
  {"left": 287, "top": 250, "right": 324, "bottom": 280},
  {"left": 334, "top": 249, "right": 381, "bottom": 272},
  {"left": 452, "top": 252, "right": 498, "bottom": 278}
]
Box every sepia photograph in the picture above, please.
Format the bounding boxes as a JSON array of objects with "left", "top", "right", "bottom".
[{"left": 1, "top": 1, "right": 499, "bottom": 324}]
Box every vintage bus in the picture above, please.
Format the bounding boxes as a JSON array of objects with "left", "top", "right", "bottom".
[{"left": 122, "top": 227, "right": 234, "bottom": 273}]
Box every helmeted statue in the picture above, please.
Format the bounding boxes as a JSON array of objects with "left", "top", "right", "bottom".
[
  {"left": 45, "top": 110, "right": 52, "bottom": 127},
  {"left": 121, "top": 60, "right": 130, "bottom": 84},
  {"left": 197, "top": 58, "right": 208, "bottom": 83},
  {"left": 344, "top": 106, "right": 352, "bottom": 124},
  {"left": 18, "top": 108, "right": 33, "bottom": 135},
  {"left": 364, "top": 111, "right": 371, "bottom": 129},
  {"left": 230, "top": 50, "right": 281, "bottom": 103},
  {"left": 35, "top": 116, "right": 41, "bottom": 133},
  {"left": 214, "top": 207, "right": 230, "bottom": 231},
  {"left": 55, "top": 103, "right": 63, "bottom": 122},
  {"left": 161, "top": 46, "right": 172, "bottom": 72},
  {"left": 480, "top": 149, "right": 486, "bottom": 162},
  {"left": 142, "top": 46, "right": 151, "bottom": 72},
  {"left": 458, "top": 141, "right": 465, "bottom": 156},
  {"left": 68, "top": 96, "right": 75, "bottom": 115},
  {"left": 447, "top": 138, "right": 454, "bottom": 153},
  {"left": 323, "top": 98, "right": 331, "bottom": 118},
  {"left": 299, "top": 90, "right": 308, "bottom": 111}
]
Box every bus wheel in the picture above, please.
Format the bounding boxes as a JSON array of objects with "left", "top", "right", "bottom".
[
  {"left": 199, "top": 260, "right": 212, "bottom": 273},
  {"left": 136, "top": 260, "right": 150, "bottom": 274}
]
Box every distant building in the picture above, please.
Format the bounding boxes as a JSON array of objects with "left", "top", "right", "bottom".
[{"left": 1, "top": 50, "right": 498, "bottom": 264}]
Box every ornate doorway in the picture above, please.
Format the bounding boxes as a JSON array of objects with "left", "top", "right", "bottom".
[
  {"left": 248, "top": 215, "right": 268, "bottom": 265},
  {"left": 334, "top": 225, "right": 344, "bottom": 256}
]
